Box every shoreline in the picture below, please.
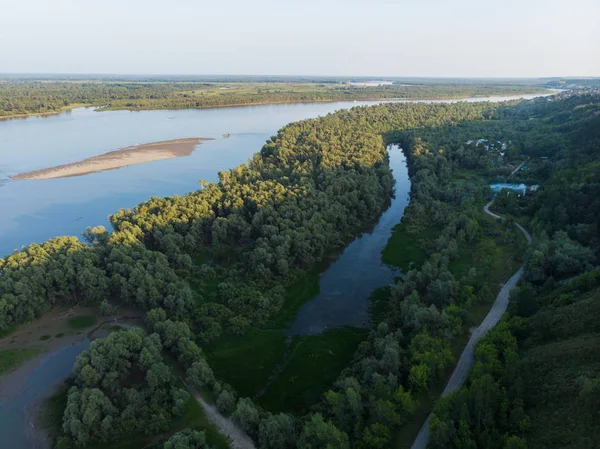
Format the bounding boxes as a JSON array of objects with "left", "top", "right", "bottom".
[
  {"left": 0, "top": 90, "right": 553, "bottom": 120},
  {"left": 12, "top": 137, "right": 213, "bottom": 180},
  {"left": 0, "top": 311, "right": 144, "bottom": 449}
]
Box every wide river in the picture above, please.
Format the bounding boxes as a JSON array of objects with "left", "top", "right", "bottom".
[
  {"left": 0, "top": 94, "right": 549, "bottom": 448},
  {"left": 0, "top": 94, "right": 544, "bottom": 257}
]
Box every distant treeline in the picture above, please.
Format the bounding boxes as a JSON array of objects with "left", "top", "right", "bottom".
[{"left": 0, "top": 81, "right": 546, "bottom": 118}]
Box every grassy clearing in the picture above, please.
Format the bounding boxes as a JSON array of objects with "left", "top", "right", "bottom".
[
  {"left": 67, "top": 315, "right": 97, "bottom": 330},
  {"left": 205, "top": 329, "right": 288, "bottom": 398},
  {"left": 382, "top": 221, "right": 439, "bottom": 271},
  {"left": 259, "top": 327, "right": 368, "bottom": 414},
  {"left": 41, "top": 383, "right": 70, "bottom": 445},
  {"left": 0, "top": 347, "right": 41, "bottom": 374},
  {"left": 0, "top": 324, "right": 18, "bottom": 339}
]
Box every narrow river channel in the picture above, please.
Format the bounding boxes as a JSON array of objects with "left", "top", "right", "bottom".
[{"left": 287, "top": 145, "right": 410, "bottom": 335}]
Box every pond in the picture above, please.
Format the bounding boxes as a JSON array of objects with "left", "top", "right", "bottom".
[{"left": 490, "top": 183, "right": 527, "bottom": 195}]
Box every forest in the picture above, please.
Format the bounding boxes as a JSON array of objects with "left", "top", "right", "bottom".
[
  {"left": 1, "top": 90, "right": 598, "bottom": 449},
  {"left": 0, "top": 79, "right": 546, "bottom": 118}
]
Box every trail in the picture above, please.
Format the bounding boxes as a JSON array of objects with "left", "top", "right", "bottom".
[
  {"left": 511, "top": 161, "right": 526, "bottom": 176},
  {"left": 182, "top": 380, "right": 256, "bottom": 449},
  {"left": 410, "top": 199, "right": 531, "bottom": 449}
]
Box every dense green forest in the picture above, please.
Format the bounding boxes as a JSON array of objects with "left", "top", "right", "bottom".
[
  {"left": 1, "top": 91, "right": 599, "bottom": 448},
  {"left": 428, "top": 92, "right": 600, "bottom": 449},
  {"left": 0, "top": 80, "right": 546, "bottom": 118}
]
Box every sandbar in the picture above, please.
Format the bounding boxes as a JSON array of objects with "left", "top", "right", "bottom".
[{"left": 12, "top": 137, "right": 212, "bottom": 180}]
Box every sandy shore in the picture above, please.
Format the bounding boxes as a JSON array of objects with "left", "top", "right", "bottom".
[{"left": 12, "top": 137, "right": 213, "bottom": 180}]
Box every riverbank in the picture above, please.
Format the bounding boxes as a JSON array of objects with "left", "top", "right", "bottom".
[
  {"left": 0, "top": 305, "right": 144, "bottom": 449},
  {"left": 12, "top": 138, "right": 212, "bottom": 180},
  {"left": 0, "top": 86, "right": 553, "bottom": 120},
  {"left": 0, "top": 104, "right": 89, "bottom": 121}
]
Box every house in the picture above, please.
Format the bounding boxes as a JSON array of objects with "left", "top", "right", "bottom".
[
  {"left": 521, "top": 165, "right": 528, "bottom": 171},
  {"left": 530, "top": 184, "right": 540, "bottom": 192},
  {"left": 466, "top": 140, "right": 474, "bottom": 145}
]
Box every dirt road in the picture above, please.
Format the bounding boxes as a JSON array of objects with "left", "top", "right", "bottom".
[
  {"left": 410, "top": 199, "right": 530, "bottom": 449},
  {"left": 182, "top": 380, "right": 256, "bottom": 449}
]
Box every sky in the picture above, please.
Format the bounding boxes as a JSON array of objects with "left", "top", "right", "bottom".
[{"left": 1, "top": 0, "right": 599, "bottom": 77}]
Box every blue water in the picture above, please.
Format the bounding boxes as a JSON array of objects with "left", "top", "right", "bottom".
[
  {"left": 0, "top": 340, "right": 90, "bottom": 449},
  {"left": 287, "top": 145, "right": 410, "bottom": 335},
  {"left": 0, "top": 94, "right": 545, "bottom": 257},
  {"left": 490, "top": 183, "right": 527, "bottom": 195}
]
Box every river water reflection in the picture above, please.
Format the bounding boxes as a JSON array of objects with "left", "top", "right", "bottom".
[{"left": 287, "top": 145, "right": 409, "bottom": 335}]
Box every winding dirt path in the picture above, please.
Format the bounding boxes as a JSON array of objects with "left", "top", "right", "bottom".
[
  {"left": 410, "top": 199, "right": 531, "bottom": 449},
  {"left": 182, "top": 380, "right": 256, "bottom": 449}
]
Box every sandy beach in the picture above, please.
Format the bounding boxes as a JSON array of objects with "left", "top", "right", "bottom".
[{"left": 12, "top": 137, "right": 212, "bottom": 180}]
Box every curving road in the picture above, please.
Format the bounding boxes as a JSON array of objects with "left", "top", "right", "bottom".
[{"left": 410, "top": 199, "right": 531, "bottom": 449}]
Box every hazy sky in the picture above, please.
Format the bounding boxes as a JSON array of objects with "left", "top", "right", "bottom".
[{"left": 1, "top": 0, "right": 598, "bottom": 77}]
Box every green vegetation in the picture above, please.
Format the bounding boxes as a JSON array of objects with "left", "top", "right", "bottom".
[
  {"left": 264, "top": 268, "right": 320, "bottom": 330},
  {"left": 43, "top": 380, "right": 230, "bottom": 449},
  {"left": 0, "top": 79, "right": 546, "bottom": 118},
  {"left": 67, "top": 315, "right": 97, "bottom": 330},
  {"left": 382, "top": 222, "right": 439, "bottom": 271},
  {"left": 428, "top": 92, "right": 600, "bottom": 448},
  {"left": 2, "top": 90, "right": 599, "bottom": 448},
  {"left": 58, "top": 329, "right": 192, "bottom": 447},
  {"left": 259, "top": 327, "right": 368, "bottom": 413},
  {"left": 206, "top": 329, "right": 288, "bottom": 398},
  {"left": 0, "top": 347, "right": 40, "bottom": 373}
]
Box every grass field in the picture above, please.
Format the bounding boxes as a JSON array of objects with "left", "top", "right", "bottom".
[
  {"left": 67, "top": 315, "right": 97, "bottom": 330},
  {"left": 205, "top": 329, "right": 288, "bottom": 398},
  {"left": 258, "top": 327, "right": 368, "bottom": 413},
  {"left": 382, "top": 221, "right": 440, "bottom": 271},
  {"left": 0, "top": 348, "right": 40, "bottom": 374}
]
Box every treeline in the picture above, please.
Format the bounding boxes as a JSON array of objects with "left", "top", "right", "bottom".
[{"left": 0, "top": 80, "right": 545, "bottom": 118}]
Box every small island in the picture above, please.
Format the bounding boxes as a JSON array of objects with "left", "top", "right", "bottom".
[{"left": 12, "top": 137, "right": 212, "bottom": 180}]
